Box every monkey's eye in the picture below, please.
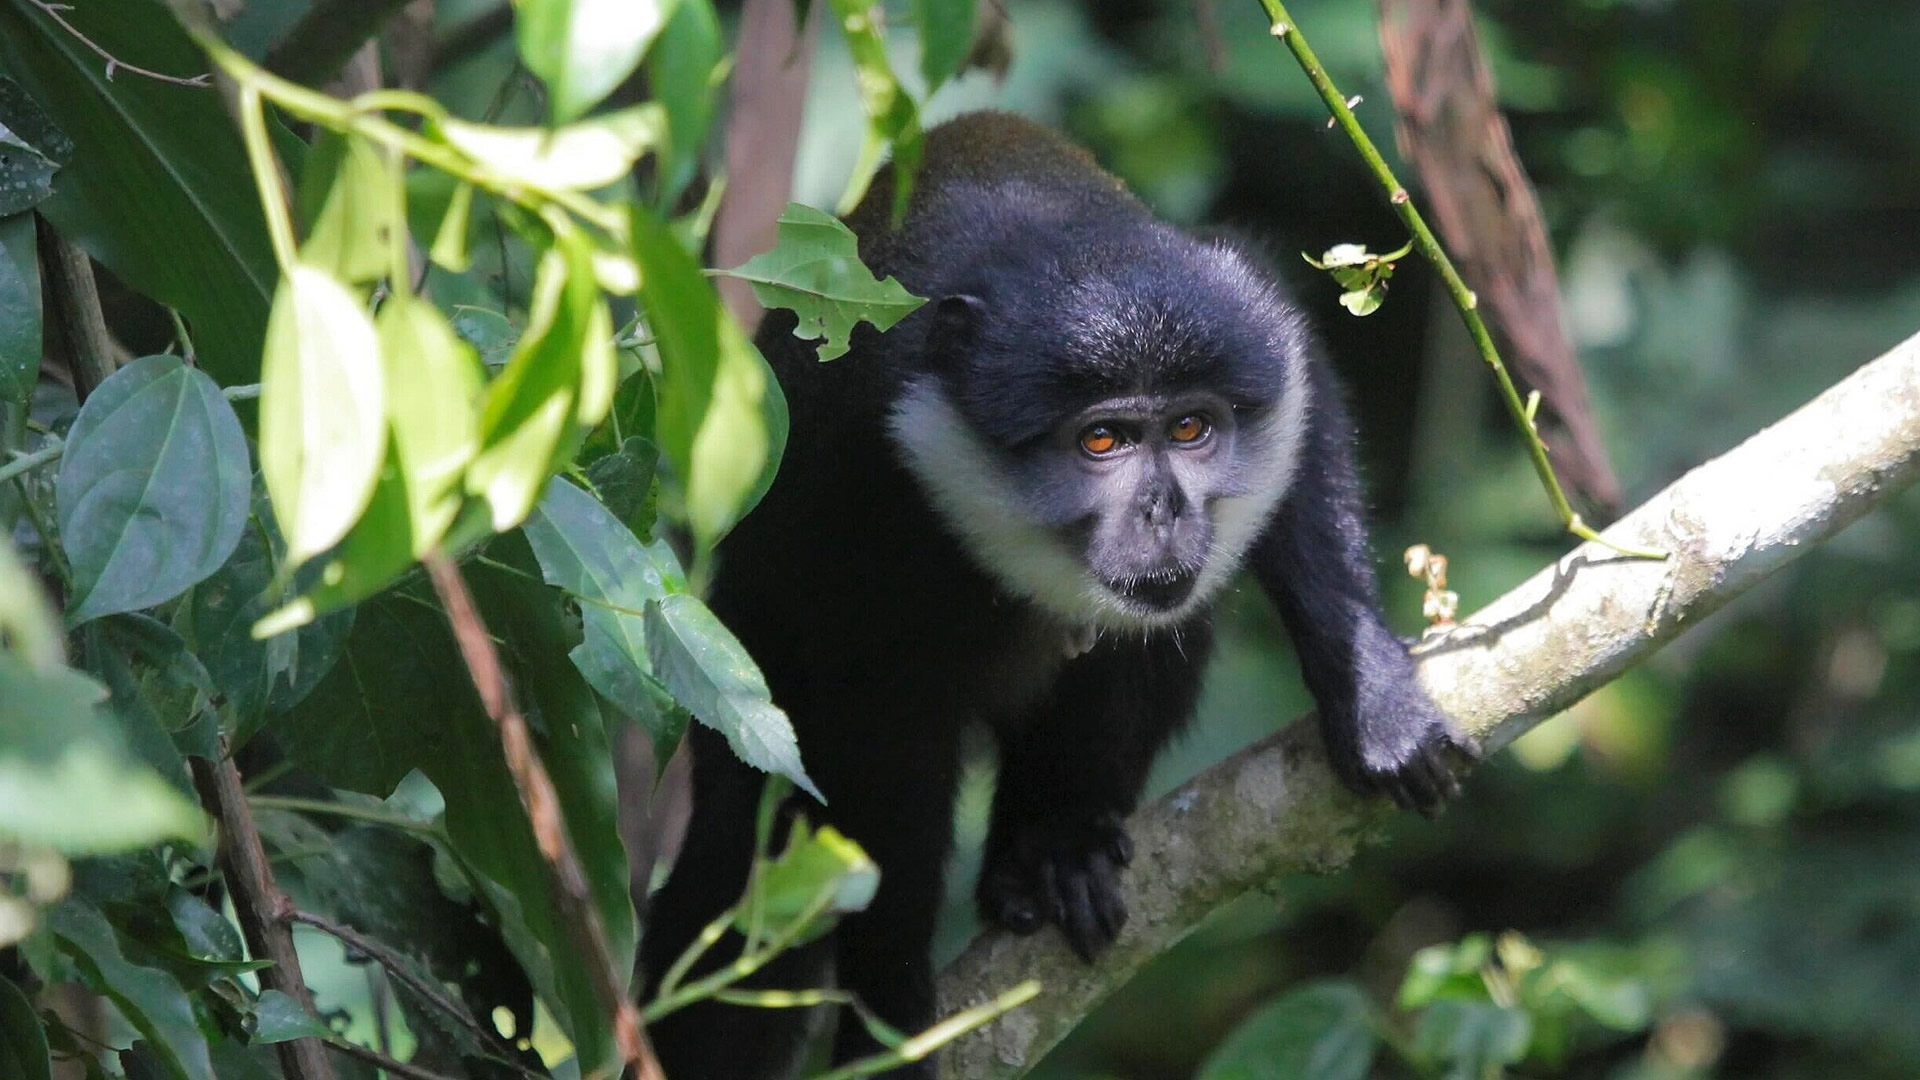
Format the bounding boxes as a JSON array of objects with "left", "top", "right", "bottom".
[
  {"left": 1169, "top": 415, "right": 1212, "bottom": 445},
  {"left": 1079, "top": 425, "right": 1123, "bottom": 457}
]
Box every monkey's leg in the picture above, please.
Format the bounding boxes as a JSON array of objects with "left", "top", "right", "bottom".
[
  {"left": 811, "top": 705, "right": 966, "bottom": 1077},
  {"left": 976, "top": 628, "right": 1211, "bottom": 961},
  {"left": 641, "top": 726, "right": 834, "bottom": 1080},
  {"left": 1248, "top": 356, "right": 1470, "bottom": 814}
]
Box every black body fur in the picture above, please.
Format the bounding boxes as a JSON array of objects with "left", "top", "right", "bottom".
[{"left": 639, "top": 113, "right": 1467, "bottom": 1078}]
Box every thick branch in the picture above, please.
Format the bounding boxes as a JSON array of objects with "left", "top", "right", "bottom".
[{"left": 937, "top": 330, "right": 1920, "bottom": 1077}]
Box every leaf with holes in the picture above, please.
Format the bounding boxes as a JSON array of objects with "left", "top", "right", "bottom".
[{"left": 721, "top": 203, "right": 925, "bottom": 361}]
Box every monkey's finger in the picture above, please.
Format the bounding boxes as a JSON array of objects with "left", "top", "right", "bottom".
[
  {"left": 1088, "top": 857, "right": 1128, "bottom": 944},
  {"left": 1057, "top": 869, "right": 1104, "bottom": 963}
]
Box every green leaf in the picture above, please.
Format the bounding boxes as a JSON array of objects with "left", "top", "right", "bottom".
[
  {"left": 631, "top": 207, "right": 787, "bottom": 547},
  {"left": 1398, "top": 934, "right": 1493, "bottom": 1009},
  {"left": 1412, "top": 1001, "right": 1533, "bottom": 1080},
  {"left": 0, "top": 972, "right": 51, "bottom": 1080},
  {"left": 0, "top": 76, "right": 71, "bottom": 216},
  {"left": 0, "top": 211, "right": 40, "bottom": 406},
  {"left": 739, "top": 819, "right": 878, "bottom": 947},
  {"left": 0, "top": 654, "right": 207, "bottom": 852},
  {"left": 55, "top": 355, "right": 251, "bottom": 625},
  {"left": 295, "top": 132, "right": 403, "bottom": 286},
  {"left": 271, "top": 588, "right": 630, "bottom": 1074},
  {"left": 429, "top": 181, "right": 475, "bottom": 273},
  {"left": 646, "top": 593, "right": 819, "bottom": 800},
  {"left": 722, "top": 204, "right": 926, "bottom": 361},
  {"left": 1196, "top": 980, "right": 1378, "bottom": 1080},
  {"left": 0, "top": 0, "right": 289, "bottom": 384},
  {"left": 468, "top": 232, "right": 616, "bottom": 531},
  {"left": 828, "top": 0, "right": 924, "bottom": 219},
  {"left": 184, "top": 490, "right": 353, "bottom": 738},
  {"left": 251, "top": 990, "right": 332, "bottom": 1044},
  {"left": 439, "top": 106, "right": 665, "bottom": 191},
  {"left": 49, "top": 898, "right": 211, "bottom": 1080},
  {"left": 914, "top": 0, "right": 977, "bottom": 93},
  {"left": 586, "top": 436, "right": 659, "bottom": 537},
  {"left": 524, "top": 477, "right": 685, "bottom": 753},
  {"left": 646, "top": 0, "right": 720, "bottom": 207},
  {"left": 515, "top": 0, "right": 674, "bottom": 124},
  {"left": 380, "top": 295, "right": 485, "bottom": 546},
  {"left": 165, "top": 887, "right": 243, "bottom": 965},
  {"left": 259, "top": 264, "right": 387, "bottom": 567}
]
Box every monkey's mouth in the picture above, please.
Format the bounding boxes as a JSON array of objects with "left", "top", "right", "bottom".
[{"left": 1105, "top": 566, "right": 1199, "bottom": 611}]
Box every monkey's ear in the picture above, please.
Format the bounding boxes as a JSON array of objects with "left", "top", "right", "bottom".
[{"left": 928, "top": 293, "right": 986, "bottom": 370}]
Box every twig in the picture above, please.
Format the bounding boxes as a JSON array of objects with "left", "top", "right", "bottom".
[
  {"left": 24, "top": 0, "right": 211, "bottom": 86},
  {"left": 422, "top": 552, "right": 665, "bottom": 1080},
  {"left": 0, "top": 443, "right": 62, "bottom": 487},
  {"left": 35, "top": 215, "right": 117, "bottom": 402},
  {"left": 324, "top": 1036, "right": 463, "bottom": 1080},
  {"left": 189, "top": 738, "right": 338, "bottom": 1080},
  {"left": 288, "top": 912, "right": 491, "bottom": 1055},
  {"left": 1250, "top": 0, "right": 1656, "bottom": 558}
]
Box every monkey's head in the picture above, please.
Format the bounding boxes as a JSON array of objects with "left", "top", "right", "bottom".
[{"left": 888, "top": 229, "right": 1313, "bottom": 630}]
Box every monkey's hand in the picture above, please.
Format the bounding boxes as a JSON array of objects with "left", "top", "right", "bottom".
[
  {"left": 1321, "top": 645, "right": 1476, "bottom": 816},
  {"left": 976, "top": 811, "right": 1133, "bottom": 962}
]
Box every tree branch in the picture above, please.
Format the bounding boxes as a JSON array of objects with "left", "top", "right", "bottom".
[
  {"left": 936, "top": 329, "right": 1920, "bottom": 1077},
  {"left": 190, "top": 740, "right": 337, "bottom": 1080}
]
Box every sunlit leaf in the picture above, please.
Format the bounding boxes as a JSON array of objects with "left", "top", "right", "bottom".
[
  {"left": 738, "top": 819, "right": 877, "bottom": 946},
  {"left": 295, "top": 131, "right": 403, "bottom": 285},
  {"left": 646, "top": 593, "right": 819, "bottom": 800},
  {"left": 631, "top": 208, "right": 787, "bottom": 548},
  {"left": 439, "top": 106, "right": 665, "bottom": 192},
  {"left": 468, "top": 233, "right": 615, "bottom": 530},
  {"left": 55, "top": 355, "right": 251, "bottom": 624},
  {"left": 722, "top": 203, "right": 925, "bottom": 361},
  {"left": 259, "top": 265, "right": 387, "bottom": 568},
  {"left": 515, "top": 0, "right": 674, "bottom": 124}
]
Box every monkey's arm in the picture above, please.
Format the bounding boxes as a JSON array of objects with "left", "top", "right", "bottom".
[
  {"left": 1248, "top": 358, "right": 1468, "bottom": 814},
  {"left": 977, "top": 630, "right": 1211, "bottom": 960}
]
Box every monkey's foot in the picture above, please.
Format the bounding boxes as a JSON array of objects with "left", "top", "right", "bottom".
[{"left": 977, "top": 811, "right": 1133, "bottom": 962}]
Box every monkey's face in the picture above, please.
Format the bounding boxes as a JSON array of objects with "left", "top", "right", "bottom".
[{"left": 887, "top": 240, "right": 1312, "bottom": 629}]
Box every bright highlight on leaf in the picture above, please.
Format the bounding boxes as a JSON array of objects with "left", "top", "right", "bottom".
[
  {"left": 514, "top": 0, "right": 674, "bottom": 125},
  {"left": 438, "top": 106, "right": 666, "bottom": 192},
  {"left": 721, "top": 203, "right": 927, "bottom": 361},
  {"left": 259, "top": 265, "right": 388, "bottom": 568}
]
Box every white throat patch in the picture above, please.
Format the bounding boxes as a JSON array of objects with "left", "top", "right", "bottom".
[{"left": 886, "top": 361, "right": 1311, "bottom": 630}]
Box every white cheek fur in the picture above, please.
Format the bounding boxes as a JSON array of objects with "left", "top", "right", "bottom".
[{"left": 886, "top": 367, "right": 1311, "bottom": 631}]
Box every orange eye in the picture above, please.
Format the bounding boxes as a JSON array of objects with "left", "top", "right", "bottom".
[
  {"left": 1080, "top": 425, "right": 1121, "bottom": 456},
  {"left": 1169, "top": 415, "right": 1211, "bottom": 444}
]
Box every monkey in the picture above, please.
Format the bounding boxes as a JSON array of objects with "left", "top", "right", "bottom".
[{"left": 638, "top": 111, "right": 1471, "bottom": 1078}]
